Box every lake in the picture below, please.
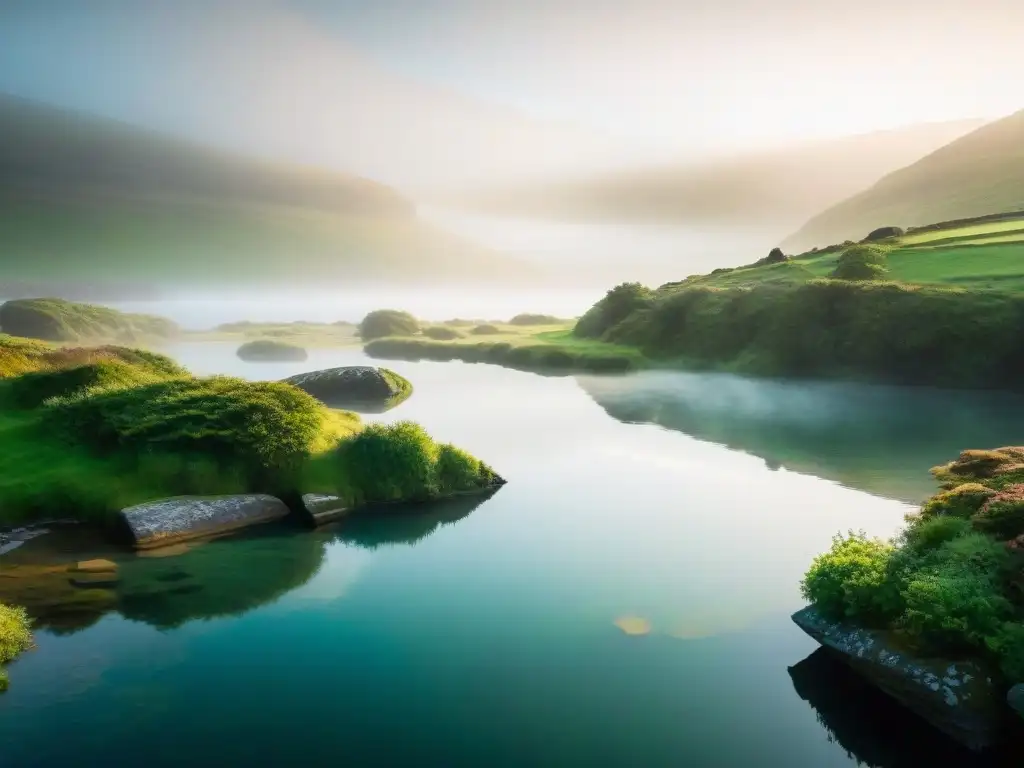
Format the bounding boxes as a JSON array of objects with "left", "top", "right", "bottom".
[{"left": 1, "top": 343, "right": 1019, "bottom": 766}]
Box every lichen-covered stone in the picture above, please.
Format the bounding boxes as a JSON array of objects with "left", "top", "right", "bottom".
[
  {"left": 281, "top": 366, "right": 410, "bottom": 412},
  {"left": 120, "top": 495, "right": 289, "bottom": 549},
  {"left": 300, "top": 493, "right": 349, "bottom": 526},
  {"left": 792, "top": 605, "right": 1003, "bottom": 751},
  {"left": 1009, "top": 684, "right": 1024, "bottom": 719}
]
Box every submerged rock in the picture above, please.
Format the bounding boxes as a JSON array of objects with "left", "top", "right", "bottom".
[
  {"left": 1010, "top": 685, "right": 1024, "bottom": 719},
  {"left": 300, "top": 493, "right": 349, "bottom": 526},
  {"left": 120, "top": 495, "right": 290, "bottom": 550},
  {"left": 792, "top": 605, "right": 1003, "bottom": 751},
  {"left": 281, "top": 366, "right": 411, "bottom": 412}
]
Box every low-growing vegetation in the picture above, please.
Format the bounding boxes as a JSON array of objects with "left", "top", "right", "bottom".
[
  {"left": 422, "top": 326, "right": 463, "bottom": 341},
  {"left": 470, "top": 323, "right": 502, "bottom": 335},
  {"left": 358, "top": 309, "right": 419, "bottom": 340},
  {"left": 0, "top": 298, "right": 177, "bottom": 342},
  {"left": 0, "top": 341, "right": 497, "bottom": 525},
  {"left": 236, "top": 339, "right": 309, "bottom": 362},
  {"left": 0, "top": 603, "right": 33, "bottom": 691},
  {"left": 190, "top": 321, "right": 358, "bottom": 348},
  {"left": 509, "top": 313, "right": 569, "bottom": 326},
  {"left": 801, "top": 446, "right": 1024, "bottom": 686}
]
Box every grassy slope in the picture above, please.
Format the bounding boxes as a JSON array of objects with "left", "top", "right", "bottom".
[
  {"left": 785, "top": 110, "right": 1024, "bottom": 250},
  {"left": 448, "top": 120, "right": 984, "bottom": 225},
  {"left": 0, "top": 94, "right": 526, "bottom": 286},
  {"left": 0, "top": 298, "right": 178, "bottom": 343},
  {"left": 0, "top": 336, "right": 497, "bottom": 525}
]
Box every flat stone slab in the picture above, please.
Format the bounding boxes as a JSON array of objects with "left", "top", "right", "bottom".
[
  {"left": 792, "top": 605, "right": 1002, "bottom": 751},
  {"left": 73, "top": 559, "right": 118, "bottom": 573},
  {"left": 120, "top": 494, "right": 290, "bottom": 550},
  {"left": 300, "top": 493, "right": 349, "bottom": 526},
  {"left": 1009, "top": 684, "right": 1024, "bottom": 719}
]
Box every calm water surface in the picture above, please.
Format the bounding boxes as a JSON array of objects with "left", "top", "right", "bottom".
[{"left": 1, "top": 344, "right": 1019, "bottom": 766}]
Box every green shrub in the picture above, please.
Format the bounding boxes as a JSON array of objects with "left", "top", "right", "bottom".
[
  {"left": 0, "top": 603, "right": 32, "bottom": 665},
  {"left": 574, "top": 282, "right": 653, "bottom": 339},
  {"left": 471, "top": 324, "right": 502, "bottom": 335},
  {"left": 236, "top": 339, "right": 308, "bottom": 362},
  {"left": 920, "top": 483, "right": 996, "bottom": 519},
  {"left": 971, "top": 484, "right": 1024, "bottom": 539},
  {"left": 902, "top": 515, "right": 972, "bottom": 552},
  {"left": 986, "top": 622, "right": 1024, "bottom": 682},
  {"left": 336, "top": 421, "right": 439, "bottom": 504},
  {"left": 830, "top": 245, "right": 889, "bottom": 281},
  {"left": 422, "top": 326, "right": 463, "bottom": 341},
  {"left": 358, "top": 309, "right": 419, "bottom": 340},
  {"left": 46, "top": 376, "right": 326, "bottom": 477},
  {"left": 436, "top": 443, "right": 496, "bottom": 494},
  {"left": 800, "top": 531, "right": 899, "bottom": 623}
]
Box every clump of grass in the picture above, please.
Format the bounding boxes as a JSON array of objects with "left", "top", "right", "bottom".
[
  {"left": 358, "top": 309, "right": 419, "bottom": 340},
  {"left": 802, "top": 444, "right": 1024, "bottom": 685},
  {"left": 470, "top": 324, "right": 502, "bottom": 335},
  {"left": 0, "top": 602, "right": 33, "bottom": 690},
  {"left": 830, "top": 245, "right": 889, "bottom": 281},
  {"left": 422, "top": 326, "right": 463, "bottom": 341},
  {"left": 236, "top": 339, "right": 309, "bottom": 362}
]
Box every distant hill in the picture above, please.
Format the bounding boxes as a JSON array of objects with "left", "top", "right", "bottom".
[
  {"left": 0, "top": 94, "right": 527, "bottom": 291},
  {"left": 444, "top": 120, "right": 984, "bottom": 228},
  {"left": 785, "top": 110, "right": 1024, "bottom": 251}
]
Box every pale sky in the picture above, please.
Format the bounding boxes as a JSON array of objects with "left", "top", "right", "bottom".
[{"left": 0, "top": 0, "right": 1021, "bottom": 188}]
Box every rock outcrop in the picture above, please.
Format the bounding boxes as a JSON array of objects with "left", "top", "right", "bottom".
[
  {"left": 792, "top": 605, "right": 1003, "bottom": 751},
  {"left": 864, "top": 225, "right": 905, "bottom": 241},
  {"left": 281, "top": 366, "right": 411, "bottom": 412},
  {"left": 299, "top": 493, "right": 349, "bottom": 526},
  {"left": 1010, "top": 684, "right": 1024, "bottom": 719},
  {"left": 120, "top": 495, "right": 290, "bottom": 549}
]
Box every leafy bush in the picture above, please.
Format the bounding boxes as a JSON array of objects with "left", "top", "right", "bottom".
[
  {"left": 358, "top": 309, "right": 419, "bottom": 340},
  {"left": 901, "top": 515, "right": 972, "bottom": 552},
  {"left": 236, "top": 339, "right": 308, "bottom": 362},
  {"left": 0, "top": 603, "right": 32, "bottom": 665},
  {"left": 920, "top": 483, "right": 995, "bottom": 520},
  {"left": 830, "top": 245, "right": 889, "bottom": 281},
  {"left": 574, "top": 282, "right": 654, "bottom": 339},
  {"left": 471, "top": 324, "right": 502, "bottom": 335},
  {"left": 422, "top": 326, "right": 463, "bottom": 341},
  {"left": 972, "top": 484, "right": 1024, "bottom": 538},
  {"left": 436, "top": 443, "right": 497, "bottom": 494},
  {"left": 987, "top": 622, "right": 1024, "bottom": 681},
  {"left": 800, "top": 532, "right": 899, "bottom": 623}
]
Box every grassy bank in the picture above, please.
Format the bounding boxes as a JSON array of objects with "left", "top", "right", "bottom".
[
  {"left": 188, "top": 321, "right": 358, "bottom": 348},
  {"left": 365, "top": 330, "right": 645, "bottom": 374},
  {"left": 0, "top": 338, "right": 498, "bottom": 526},
  {"left": 802, "top": 446, "right": 1024, "bottom": 687},
  {"left": 0, "top": 298, "right": 178, "bottom": 343}
]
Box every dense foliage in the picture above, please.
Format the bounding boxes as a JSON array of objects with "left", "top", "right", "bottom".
[
  {"left": 328, "top": 421, "right": 500, "bottom": 505},
  {"left": 422, "top": 326, "right": 463, "bottom": 340},
  {"left": 573, "top": 278, "right": 1024, "bottom": 390},
  {"left": 802, "top": 446, "right": 1024, "bottom": 684},
  {"left": 0, "top": 298, "right": 177, "bottom": 342},
  {"left": 236, "top": 339, "right": 309, "bottom": 362},
  {"left": 830, "top": 245, "right": 889, "bottom": 281},
  {"left": 0, "top": 603, "right": 32, "bottom": 691},
  {"left": 358, "top": 309, "right": 419, "bottom": 340}
]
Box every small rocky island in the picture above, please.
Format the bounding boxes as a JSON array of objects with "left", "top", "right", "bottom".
[
  {"left": 796, "top": 446, "right": 1024, "bottom": 749},
  {"left": 236, "top": 339, "right": 309, "bottom": 362},
  {"left": 281, "top": 365, "right": 412, "bottom": 412}
]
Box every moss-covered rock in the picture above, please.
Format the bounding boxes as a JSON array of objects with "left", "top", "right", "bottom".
[
  {"left": 236, "top": 339, "right": 308, "bottom": 362},
  {"left": 358, "top": 309, "right": 419, "bottom": 340},
  {"left": 281, "top": 366, "right": 412, "bottom": 412}
]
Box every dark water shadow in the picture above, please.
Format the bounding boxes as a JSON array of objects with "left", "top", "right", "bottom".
[
  {"left": 789, "top": 648, "right": 1021, "bottom": 767},
  {"left": 577, "top": 370, "right": 1024, "bottom": 502},
  {"left": 331, "top": 489, "right": 498, "bottom": 550}
]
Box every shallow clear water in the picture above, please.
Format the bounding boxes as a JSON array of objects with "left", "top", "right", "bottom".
[{"left": 1, "top": 345, "right": 1019, "bottom": 766}]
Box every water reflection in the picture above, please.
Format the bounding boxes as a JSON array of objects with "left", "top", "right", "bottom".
[
  {"left": 578, "top": 371, "right": 1024, "bottom": 502},
  {"left": 3, "top": 493, "right": 494, "bottom": 634},
  {"left": 788, "top": 649, "right": 1016, "bottom": 767}
]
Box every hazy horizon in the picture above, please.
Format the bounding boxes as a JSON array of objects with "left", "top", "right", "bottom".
[{"left": 2, "top": 0, "right": 1021, "bottom": 193}]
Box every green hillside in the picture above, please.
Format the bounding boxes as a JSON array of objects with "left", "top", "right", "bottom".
[
  {"left": 0, "top": 94, "right": 526, "bottom": 288},
  {"left": 784, "top": 110, "right": 1024, "bottom": 251},
  {"left": 446, "top": 120, "right": 983, "bottom": 226}
]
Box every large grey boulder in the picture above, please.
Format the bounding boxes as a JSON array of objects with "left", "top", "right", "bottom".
[
  {"left": 299, "top": 493, "right": 349, "bottom": 527},
  {"left": 120, "top": 495, "right": 290, "bottom": 549},
  {"left": 1009, "top": 684, "right": 1024, "bottom": 719},
  {"left": 792, "top": 606, "right": 1003, "bottom": 751},
  {"left": 281, "top": 366, "right": 411, "bottom": 412}
]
